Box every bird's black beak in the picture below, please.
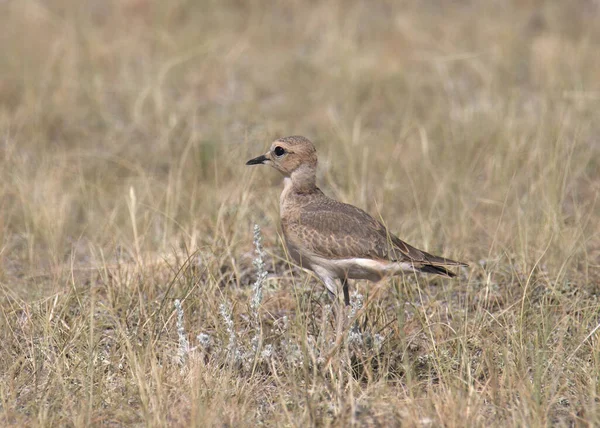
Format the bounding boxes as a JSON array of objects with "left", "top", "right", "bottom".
[{"left": 246, "top": 154, "right": 268, "bottom": 165}]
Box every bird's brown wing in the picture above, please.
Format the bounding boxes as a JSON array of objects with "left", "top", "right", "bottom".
[{"left": 285, "top": 198, "right": 465, "bottom": 266}]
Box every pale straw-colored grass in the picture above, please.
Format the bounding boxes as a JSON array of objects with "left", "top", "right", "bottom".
[{"left": 1, "top": 0, "right": 599, "bottom": 426}]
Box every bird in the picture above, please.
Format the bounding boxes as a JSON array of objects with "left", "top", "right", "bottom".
[{"left": 246, "top": 136, "right": 467, "bottom": 306}]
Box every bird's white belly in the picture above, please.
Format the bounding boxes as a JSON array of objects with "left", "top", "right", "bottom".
[
  {"left": 314, "top": 256, "right": 415, "bottom": 281},
  {"left": 285, "top": 238, "right": 415, "bottom": 282}
]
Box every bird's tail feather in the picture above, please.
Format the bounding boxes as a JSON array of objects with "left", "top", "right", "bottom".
[{"left": 418, "top": 264, "right": 458, "bottom": 277}]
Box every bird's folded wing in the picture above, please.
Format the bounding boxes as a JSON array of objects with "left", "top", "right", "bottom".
[{"left": 287, "top": 200, "right": 428, "bottom": 262}]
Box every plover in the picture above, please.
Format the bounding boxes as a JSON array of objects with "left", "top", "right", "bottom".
[{"left": 247, "top": 136, "right": 467, "bottom": 306}]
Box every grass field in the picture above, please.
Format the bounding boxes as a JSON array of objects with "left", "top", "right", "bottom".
[{"left": 1, "top": 0, "right": 599, "bottom": 426}]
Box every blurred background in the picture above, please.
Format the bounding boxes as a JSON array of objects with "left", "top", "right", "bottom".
[
  {"left": 1, "top": 0, "right": 598, "bottom": 275},
  {"left": 0, "top": 1, "right": 599, "bottom": 425}
]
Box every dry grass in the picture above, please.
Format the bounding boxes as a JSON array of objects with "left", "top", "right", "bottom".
[{"left": 1, "top": 0, "right": 600, "bottom": 426}]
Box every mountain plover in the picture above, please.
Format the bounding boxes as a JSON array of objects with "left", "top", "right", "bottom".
[{"left": 247, "top": 136, "right": 467, "bottom": 306}]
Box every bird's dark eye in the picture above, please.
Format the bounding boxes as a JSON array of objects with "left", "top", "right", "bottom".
[{"left": 274, "top": 146, "right": 285, "bottom": 157}]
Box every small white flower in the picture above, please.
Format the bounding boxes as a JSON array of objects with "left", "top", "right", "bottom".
[
  {"left": 174, "top": 299, "right": 189, "bottom": 366},
  {"left": 261, "top": 344, "right": 273, "bottom": 360},
  {"left": 197, "top": 333, "right": 211, "bottom": 349},
  {"left": 220, "top": 302, "right": 240, "bottom": 362}
]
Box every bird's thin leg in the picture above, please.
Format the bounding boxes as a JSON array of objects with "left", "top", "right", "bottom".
[
  {"left": 312, "top": 267, "right": 339, "bottom": 303},
  {"left": 342, "top": 277, "right": 350, "bottom": 306}
]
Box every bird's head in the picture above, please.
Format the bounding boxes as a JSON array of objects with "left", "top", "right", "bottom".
[{"left": 246, "top": 136, "right": 317, "bottom": 178}]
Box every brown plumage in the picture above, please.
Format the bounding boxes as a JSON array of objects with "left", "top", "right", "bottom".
[{"left": 246, "top": 136, "right": 467, "bottom": 305}]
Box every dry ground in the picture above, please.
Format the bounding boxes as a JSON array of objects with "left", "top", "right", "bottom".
[{"left": 1, "top": 0, "right": 599, "bottom": 426}]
